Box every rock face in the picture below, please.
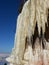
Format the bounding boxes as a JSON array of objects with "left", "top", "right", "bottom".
[{"left": 6, "top": 0, "right": 49, "bottom": 65}]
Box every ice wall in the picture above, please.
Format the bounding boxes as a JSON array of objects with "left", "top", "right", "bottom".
[{"left": 6, "top": 0, "right": 49, "bottom": 65}]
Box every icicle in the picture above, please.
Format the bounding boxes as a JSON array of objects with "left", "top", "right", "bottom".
[
  {"left": 30, "top": 0, "right": 36, "bottom": 35},
  {"left": 36, "top": 0, "right": 41, "bottom": 36},
  {"left": 15, "top": 0, "right": 31, "bottom": 65},
  {"left": 45, "top": 0, "right": 49, "bottom": 27}
]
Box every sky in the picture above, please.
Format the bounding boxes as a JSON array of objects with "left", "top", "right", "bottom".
[{"left": 0, "top": 0, "right": 21, "bottom": 53}]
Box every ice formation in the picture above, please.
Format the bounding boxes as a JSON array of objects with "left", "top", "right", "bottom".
[{"left": 6, "top": 0, "right": 49, "bottom": 65}]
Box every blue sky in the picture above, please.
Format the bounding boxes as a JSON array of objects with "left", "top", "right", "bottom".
[{"left": 0, "top": 0, "right": 21, "bottom": 53}]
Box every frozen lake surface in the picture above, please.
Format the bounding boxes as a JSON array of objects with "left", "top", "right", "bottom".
[
  {"left": 0, "top": 61, "right": 9, "bottom": 65},
  {"left": 0, "top": 53, "right": 10, "bottom": 65}
]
